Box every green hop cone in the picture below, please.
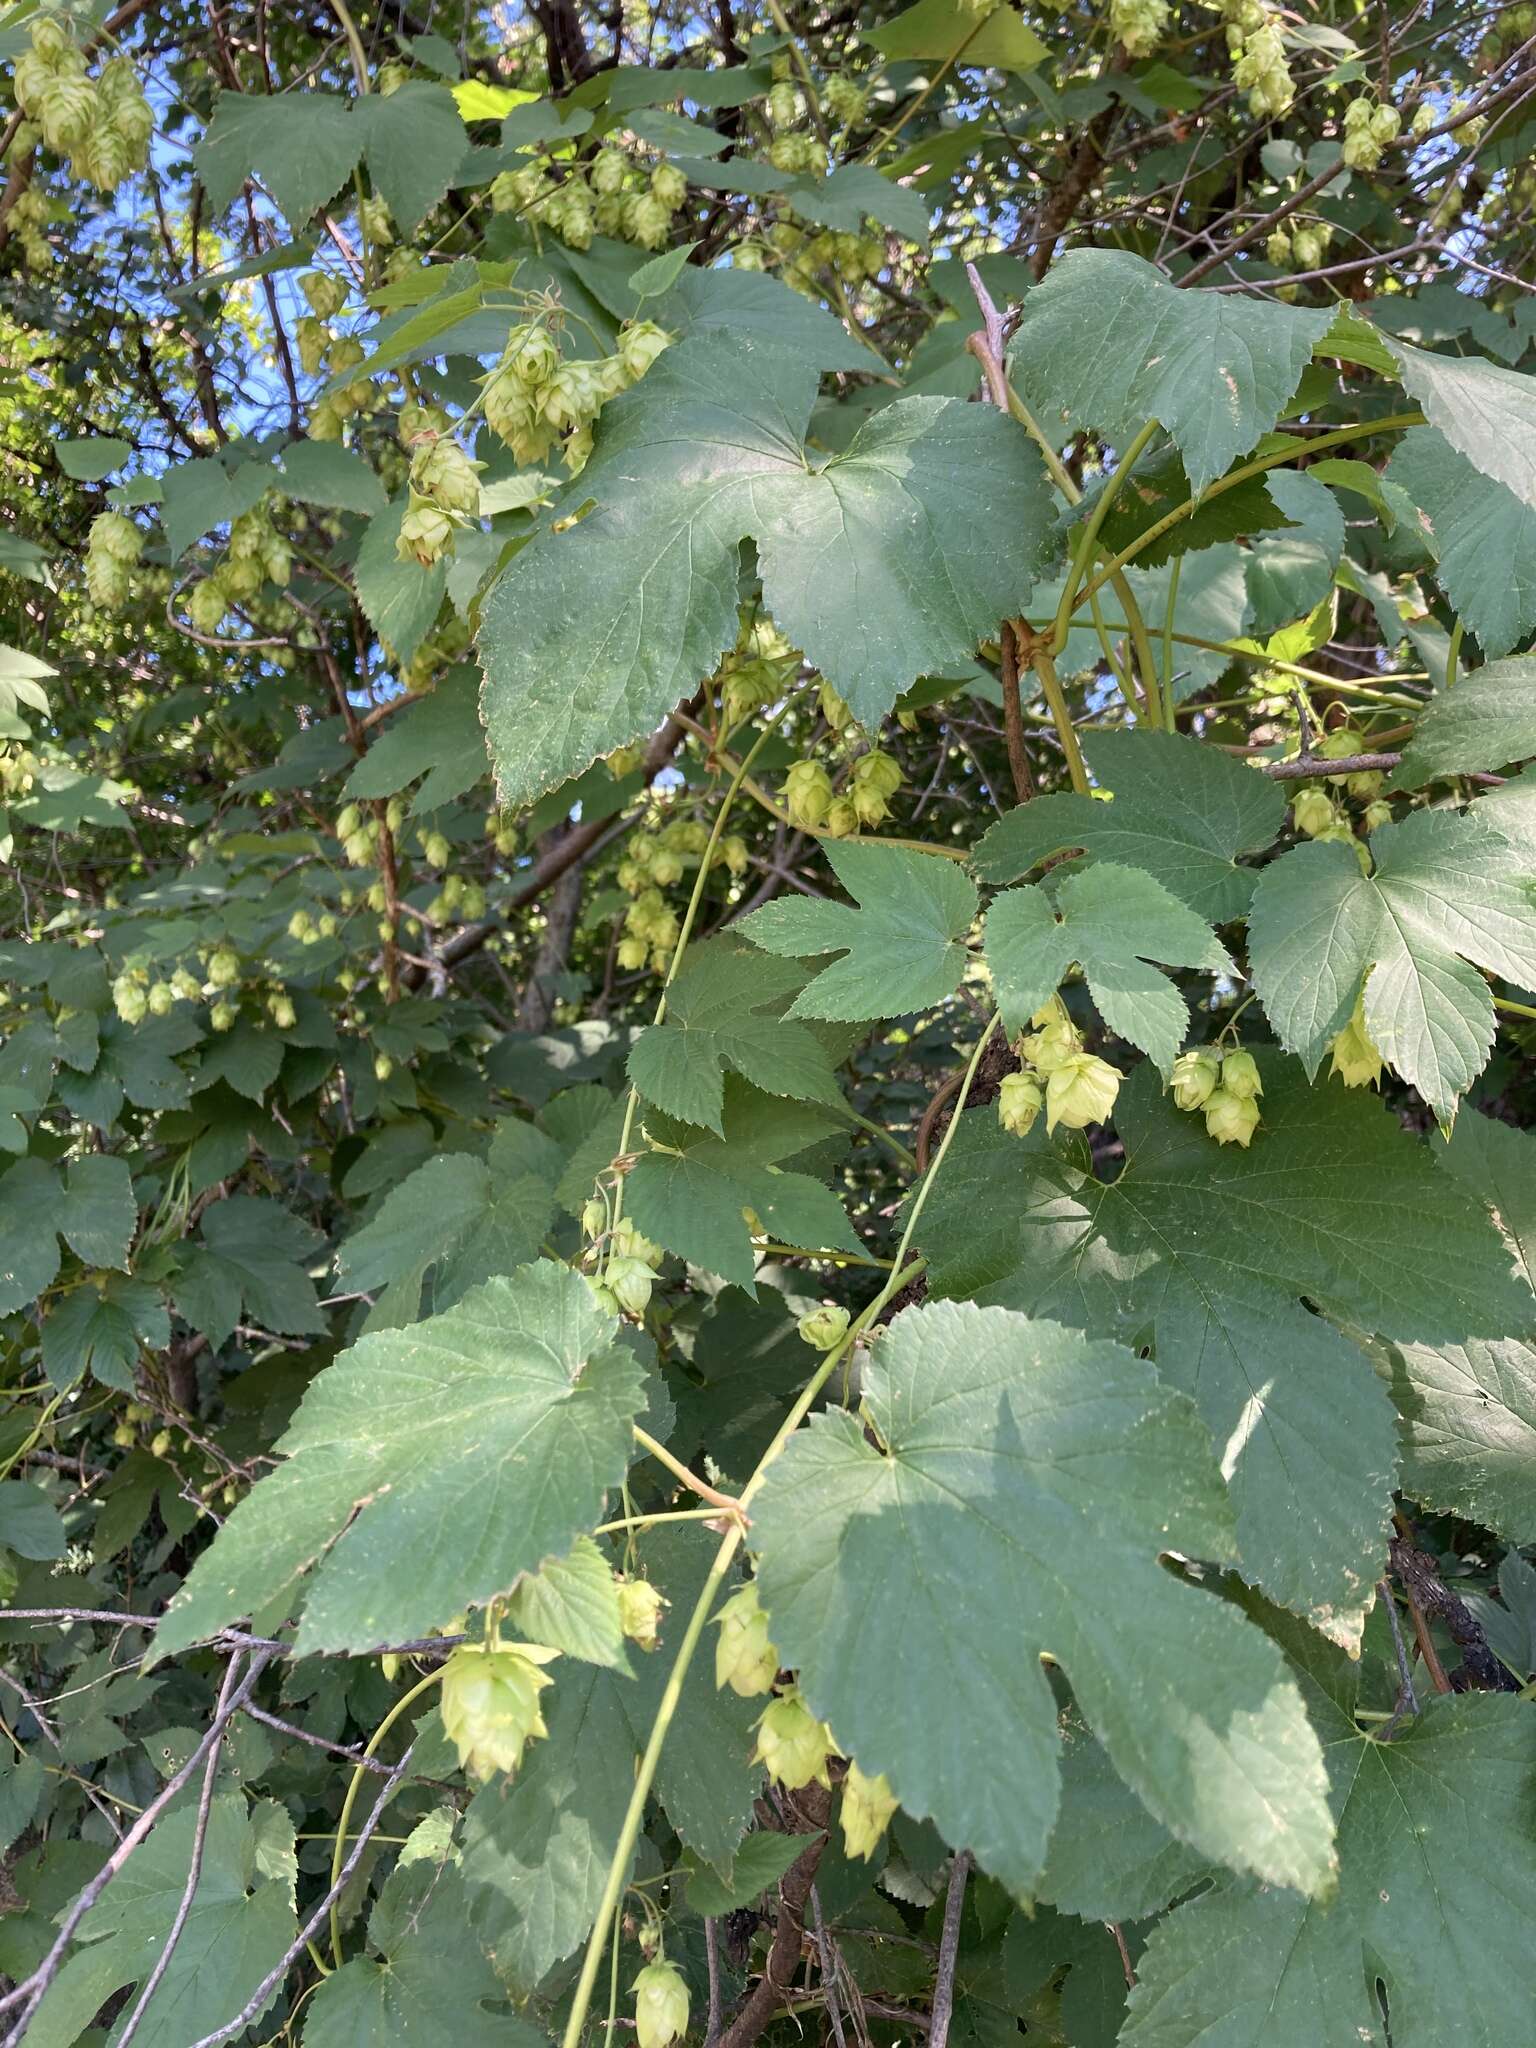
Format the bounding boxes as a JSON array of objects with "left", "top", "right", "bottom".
[
  {"left": 411, "top": 436, "right": 482, "bottom": 516},
  {"left": 797, "top": 1303, "right": 850, "bottom": 1351},
  {"left": 1219, "top": 1049, "right": 1263, "bottom": 1102},
  {"left": 713, "top": 1582, "right": 779, "bottom": 1697},
  {"left": 752, "top": 1686, "right": 839, "bottom": 1791},
  {"left": 1170, "top": 1046, "right": 1221, "bottom": 1111},
  {"left": 1020, "top": 1014, "right": 1081, "bottom": 1073},
  {"left": 784, "top": 760, "right": 833, "bottom": 831},
  {"left": 1204, "top": 1087, "right": 1260, "bottom": 1148},
  {"left": 997, "top": 1070, "right": 1043, "bottom": 1137},
  {"left": 1045, "top": 1052, "right": 1122, "bottom": 1133},
  {"left": 1329, "top": 999, "right": 1384, "bottom": 1090},
  {"left": 1291, "top": 786, "right": 1338, "bottom": 837},
  {"left": 840, "top": 1761, "right": 898, "bottom": 1860},
  {"left": 396, "top": 496, "right": 456, "bottom": 568},
  {"left": 633, "top": 1960, "right": 690, "bottom": 2048},
  {"left": 439, "top": 1642, "right": 559, "bottom": 1780},
  {"left": 617, "top": 1576, "right": 667, "bottom": 1650},
  {"left": 1361, "top": 798, "right": 1393, "bottom": 834},
  {"left": 607, "top": 1255, "right": 655, "bottom": 1318}
]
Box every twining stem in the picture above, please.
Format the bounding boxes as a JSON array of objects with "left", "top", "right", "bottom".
[
  {"left": 1028, "top": 640, "right": 1091, "bottom": 796},
  {"left": 632, "top": 1427, "right": 745, "bottom": 1520},
  {"left": 604, "top": 704, "right": 796, "bottom": 1256},
  {"left": 1052, "top": 419, "right": 1161, "bottom": 654},
  {"left": 1160, "top": 559, "right": 1182, "bottom": 730},
  {"left": 1444, "top": 617, "right": 1464, "bottom": 690},
  {"left": 561, "top": 1015, "right": 1001, "bottom": 2048},
  {"left": 329, "top": 1669, "right": 442, "bottom": 1968},
  {"left": 1077, "top": 413, "right": 1426, "bottom": 611}
]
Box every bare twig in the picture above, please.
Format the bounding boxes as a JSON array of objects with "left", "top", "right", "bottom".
[
  {"left": 928, "top": 1849, "right": 972, "bottom": 2048},
  {"left": 114, "top": 1654, "right": 246, "bottom": 2048},
  {"left": 705, "top": 1915, "right": 724, "bottom": 2048},
  {"left": 183, "top": 1740, "right": 418, "bottom": 2048},
  {"left": 0, "top": 1649, "right": 279, "bottom": 2044}
]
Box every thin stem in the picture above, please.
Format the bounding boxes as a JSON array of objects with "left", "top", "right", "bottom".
[
  {"left": 928, "top": 1851, "right": 973, "bottom": 2048},
  {"left": 825, "top": 1100, "right": 919, "bottom": 1171},
  {"left": 1494, "top": 995, "right": 1536, "bottom": 1022},
  {"left": 1030, "top": 643, "right": 1091, "bottom": 796},
  {"left": 631, "top": 1428, "right": 745, "bottom": 1519},
  {"left": 1444, "top": 617, "right": 1464, "bottom": 690},
  {"left": 1078, "top": 414, "right": 1426, "bottom": 611},
  {"left": 1160, "top": 559, "right": 1182, "bottom": 731},
  {"left": 592, "top": 1507, "right": 728, "bottom": 1537},
  {"left": 327, "top": 0, "right": 370, "bottom": 93},
  {"left": 329, "top": 1670, "right": 442, "bottom": 1968},
  {"left": 1052, "top": 420, "right": 1162, "bottom": 654}
]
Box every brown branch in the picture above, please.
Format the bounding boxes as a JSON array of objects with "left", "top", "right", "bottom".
[
  {"left": 0, "top": 1649, "right": 279, "bottom": 2045},
  {"left": 718, "top": 1788, "right": 831, "bottom": 2048},
  {"left": 928, "top": 1850, "right": 972, "bottom": 2048},
  {"left": 997, "top": 623, "right": 1035, "bottom": 804}
]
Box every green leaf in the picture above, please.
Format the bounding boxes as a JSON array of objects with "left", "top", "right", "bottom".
[
  {"left": 354, "top": 492, "right": 449, "bottom": 666},
  {"left": 196, "top": 1020, "right": 285, "bottom": 1103},
  {"left": 913, "top": 1060, "right": 1527, "bottom": 1639},
  {"left": 865, "top": 0, "right": 1049, "bottom": 75},
  {"left": 0, "top": 1480, "right": 66, "bottom": 1562},
  {"left": 272, "top": 440, "right": 388, "bottom": 516},
  {"left": 628, "top": 937, "right": 846, "bottom": 1134},
  {"left": 973, "top": 728, "right": 1286, "bottom": 921},
  {"left": 1395, "top": 657, "right": 1536, "bottom": 784},
  {"left": 1123, "top": 1690, "right": 1536, "bottom": 2048},
  {"left": 349, "top": 82, "right": 469, "bottom": 231},
  {"left": 1007, "top": 251, "right": 1334, "bottom": 493},
  {"left": 504, "top": 1534, "right": 631, "bottom": 1671},
  {"left": 159, "top": 453, "right": 273, "bottom": 560},
  {"left": 627, "top": 1082, "right": 859, "bottom": 1288},
  {"left": 1388, "top": 428, "right": 1536, "bottom": 660},
  {"left": 1380, "top": 1112, "right": 1536, "bottom": 1543},
  {"left": 984, "top": 863, "right": 1231, "bottom": 1072},
  {"left": 461, "top": 1525, "right": 760, "bottom": 1987},
  {"left": 152, "top": 1262, "right": 648, "bottom": 1660},
  {"left": 196, "top": 91, "right": 362, "bottom": 228},
  {"left": 341, "top": 666, "right": 490, "bottom": 810},
  {"left": 1248, "top": 809, "right": 1536, "bottom": 1119},
  {"left": 189, "top": 1194, "right": 326, "bottom": 1344},
  {"left": 303, "top": 1861, "right": 526, "bottom": 2047},
  {"left": 739, "top": 841, "right": 979, "bottom": 1023},
  {"left": 55, "top": 437, "right": 131, "bottom": 481},
  {"left": 781, "top": 165, "right": 931, "bottom": 246},
  {"left": 1244, "top": 469, "right": 1345, "bottom": 637},
  {"left": 685, "top": 1829, "right": 809, "bottom": 1915},
  {"left": 40, "top": 1278, "right": 168, "bottom": 1393},
  {"left": 1038, "top": 1714, "right": 1211, "bottom": 1923},
  {"left": 751, "top": 1300, "right": 1336, "bottom": 1899},
  {"left": 59, "top": 1154, "right": 135, "bottom": 1268},
  {"left": 337, "top": 1153, "right": 495, "bottom": 1292},
  {"left": 26, "top": 1798, "right": 295, "bottom": 2048},
  {"left": 1382, "top": 332, "right": 1536, "bottom": 513},
  {"left": 479, "top": 333, "right": 1051, "bottom": 804},
  {"left": 629, "top": 240, "right": 698, "bottom": 298}
]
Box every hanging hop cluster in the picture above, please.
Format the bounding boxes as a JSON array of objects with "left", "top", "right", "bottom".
[
  {"left": 1169, "top": 1044, "right": 1263, "bottom": 1147},
  {"left": 439, "top": 1641, "right": 559, "bottom": 1780},
  {"left": 1287, "top": 725, "right": 1390, "bottom": 861},
  {"left": 85, "top": 512, "right": 142, "bottom": 612},
  {"left": 12, "top": 19, "right": 152, "bottom": 191},
  {"left": 766, "top": 218, "right": 888, "bottom": 298},
  {"left": 717, "top": 613, "right": 802, "bottom": 728},
  {"left": 1110, "top": 0, "right": 1170, "bottom": 60},
  {"left": 490, "top": 143, "right": 688, "bottom": 252},
  {"left": 480, "top": 316, "right": 672, "bottom": 475},
  {"left": 395, "top": 412, "right": 484, "bottom": 569},
  {"left": 1328, "top": 992, "right": 1385, "bottom": 1090},
  {"left": 613, "top": 813, "right": 731, "bottom": 974},
  {"left": 184, "top": 498, "right": 291, "bottom": 635},
  {"left": 782, "top": 688, "right": 906, "bottom": 838},
  {"left": 583, "top": 1214, "right": 665, "bottom": 1318},
  {"left": 1341, "top": 95, "right": 1402, "bottom": 170},
  {"left": 997, "top": 996, "right": 1124, "bottom": 1139},
  {"left": 1225, "top": 1, "right": 1294, "bottom": 117},
  {"left": 6, "top": 182, "right": 54, "bottom": 271}
]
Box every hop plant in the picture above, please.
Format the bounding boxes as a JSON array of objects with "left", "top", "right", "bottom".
[
  {"left": 1045, "top": 1052, "right": 1123, "bottom": 1133},
  {"left": 823, "top": 73, "right": 869, "bottom": 128},
  {"left": 784, "top": 760, "right": 834, "bottom": 831},
  {"left": 1292, "top": 786, "right": 1338, "bottom": 838},
  {"left": 841, "top": 1761, "right": 899, "bottom": 1859},
  {"left": 713, "top": 1582, "right": 779, "bottom": 1697},
  {"left": 396, "top": 497, "right": 456, "bottom": 567},
  {"left": 300, "top": 271, "right": 349, "bottom": 320},
  {"left": 589, "top": 146, "right": 629, "bottom": 196},
  {"left": 753, "top": 1687, "right": 839, "bottom": 1790},
  {"left": 85, "top": 513, "right": 141, "bottom": 609},
  {"left": 1329, "top": 997, "right": 1385, "bottom": 1089},
  {"left": 1220, "top": 1049, "right": 1263, "bottom": 1102},
  {"left": 632, "top": 1960, "right": 690, "bottom": 2048},
  {"left": 651, "top": 160, "right": 687, "bottom": 212},
  {"left": 617, "top": 1576, "right": 668, "bottom": 1650},
  {"left": 410, "top": 435, "right": 482, "bottom": 516},
  {"left": 439, "top": 1642, "right": 559, "bottom": 1780},
  {"left": 1110, "top": 0, "right": 1169, "bottom": 57},
  {"left": 998, "top": 1071, "right": 1044, "bottom": 1137},
  {"left": 1204, "top": 1087, "right": 1260, "bottom": 1147},
  {"left": 797, "top": 1304, "right": 850, "bottom": 1350}
]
